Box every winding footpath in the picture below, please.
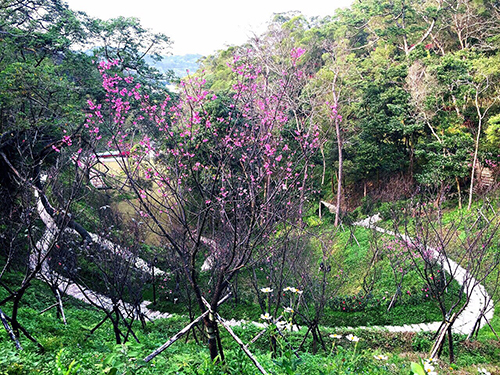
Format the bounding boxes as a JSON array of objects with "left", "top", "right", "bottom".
[
  {"left": 34, "top": 187, "right": 495, "bottom": 335},
  {"left": 352, "top": 214, "right": 495, "bottom": 335},
  {"left": 33, "top": 188, "right": 171, "bottom": 321}
]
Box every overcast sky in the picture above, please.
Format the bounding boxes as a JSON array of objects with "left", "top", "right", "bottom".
[{"left": 64, "top": 0, "right": 354, "bottom": 56}]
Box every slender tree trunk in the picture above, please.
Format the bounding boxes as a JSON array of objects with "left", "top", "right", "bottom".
[
  {"left": 334, "top": 115, "right": 343, "bottom": 227},
  {"left": 468, "top": 125, "right": 481, "bottom": 210},
  {"left": 10, "top": 288, "right": 26, "bottom": 340},
  {"left": 204, "top": 313, "right": 219, "bottom": 361},
  {"left": 299, "top": 165, "right": 308, "bottom": 227},
  {"left": 317, "top": 326, "right": 326, "bottom": 351},
  {"left": 468, "top": 92, "right": 485, "bottom": 210},
  {"left": 270, "top": 330, "right": 277, "bottom": 357},
  {"left": 435, "top": 181, "right": 444, "bottom": 208},
  {"left": 320, "top": 145, "right": 326, "bottom": 185},
  {"left": 447, "top": 325, "right": 455, "bottom": 363},
  {"left": 330, "top": 70, "right": 343, "bottom": 227},
  {"left": 456, "top": 176, "right": 462, "bottom": 210},
  {"left": 112, "top": 306, "right": 121, "bottom": 344},
  {"left": 311, "top": 323, "right": 319, "bottom": 354},
  {"left": 216, "top": 322, "right": 225, "bottom": 363}
]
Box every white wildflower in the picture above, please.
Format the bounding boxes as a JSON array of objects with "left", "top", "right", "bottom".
[
  {"left": 478, "top": 368, "right": 491, "bottom": 375},
  {"left": 346, "top": 334, "right": 359, "bottom": 342},
  {"left": 260, "top": 313, "right": 272, "bottom": 320},
  {"left": 424, "top": 362, "right": 437, "bottom": 375}
]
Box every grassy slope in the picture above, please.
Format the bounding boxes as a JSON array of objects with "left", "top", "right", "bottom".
[
  {"left": 0, "top": 275, "right": 498, "bottom": 374},
  {"left": 1, "top": 199, "right": 500, "bottom": 373}
]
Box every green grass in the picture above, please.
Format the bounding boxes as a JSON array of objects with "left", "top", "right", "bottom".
[
  {"left": 0, "top": 265, "right": 498, "bottom": 374},
  {"left": 2, "top": 195, "right": 500, "bottom": 373}
]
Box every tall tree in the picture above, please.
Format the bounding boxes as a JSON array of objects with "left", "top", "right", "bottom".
[{"left": 89, "top": 46, "right": 320, "bottom": 360}]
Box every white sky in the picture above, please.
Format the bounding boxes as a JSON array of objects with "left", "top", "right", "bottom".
[{"left": 64, "top": 0, "right": 354, "bottom": 56}]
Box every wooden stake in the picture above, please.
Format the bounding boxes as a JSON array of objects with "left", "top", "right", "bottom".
[
  {"left": 201, "top": 296, "right": 268, "bottom": 375},
  {"left": 248, "top": 327, "right": 268, "bottom": 346},
  {"left": 0, "top": 308, "right": 22, "bottom": 350},
  {"left": 215, "top": 313, "right": 268, "bottom": 375},
  {"left": 55, "top": 289, "right": 67, "bottom": 325},
  {"left": 144, "top": 311, "right": 208, "bottom": 363},
  {"left": 39, "top": 303, "right": 58, "bottom": 314},
  {"left": 144, "top": 293, "right": 231, "bottom": 363},
  {"left": 430, "top": 314, "right": 456, "bottom": 359}
]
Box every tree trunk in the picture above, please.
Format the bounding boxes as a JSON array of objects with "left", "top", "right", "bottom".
[
  {"left": 311, "top": 322, "right": 319, "bottom": 354},
  {"left": 434, "top": 181, "right": 444, "bottom": 208},
  {"left": 334, "top": 115, "right": 343, "bottom": 227},
  {"left": 468, "top": 133, "right": 480, "bottom": 210},
  {"left": 468, "top": 92, "right": 485, "bottom": 210},
  {"left": 456, "top": 176, "right": 462, "bottom": 210},
  {"left": 330, "top": 70, "right": 343, "bottom": 227},
  {"left": 270, "top": 331, "right": 277, "bottom": 357},
  {"left": 320, "top": 145, "right": 326, "bottom": 185},
  {"left": 204, "top": 313, "right": 220, "bottom": 361},
  {"left": 112, "top": 306, "right": 121, "bottom": 344},
  {"left": 447, "top": 325, "right": 455, "bottom": 363}
]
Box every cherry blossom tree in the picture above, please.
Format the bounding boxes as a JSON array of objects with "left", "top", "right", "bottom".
[
  {"left": 88, "top": 46, "right": 320, "bottom": 359},
  {"left": 392, "top": 200, "right": 500, "bottom": 362}
]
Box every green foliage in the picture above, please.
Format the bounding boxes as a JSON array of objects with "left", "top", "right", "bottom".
[
  {"left": 486, "top": 113, "right": 500, "bottom": 147},
  {"left": 415, "top": 133, "right": 473, "bottom": 187},
  {"left": 0, "top": 272, "right": 497, "bottom": 373},
  {"left": 411, "top": 360, "right": 426, "bottom": 375},
  {"left": 55, "top": 349, "right": 80, "bottom": 375},
  {"left": 411, "top": 332, "right": 433, "bottom": 352},
  {"left": 2, "top": 1, "right": 500, "bottom": 374},
  {"left": 87, "top": 16, "right": 171, "bottom": 82},
  {"left": 272, "top": 348, "right": 302, "bottom": 375},
  {"left": 95, "top": 343, "right": 147, "bottom": 374}
]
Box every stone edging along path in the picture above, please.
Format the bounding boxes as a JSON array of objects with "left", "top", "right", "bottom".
[{"left": 351, "top": 214, "right": 495, "bottom": 335}]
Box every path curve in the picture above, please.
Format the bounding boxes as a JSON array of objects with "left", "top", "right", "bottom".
[
  {"left": 33, "top": 189, "right": 495, "bottom": 335},
  {"left": 352, "top": 214, "right": 494, "bottom": 335},
  {"left": 33, "top": 188, "right": 170, "bottom": 321}
]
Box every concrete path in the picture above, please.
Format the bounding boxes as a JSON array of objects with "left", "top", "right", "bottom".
[
  {"left": 57, "top": 275, "right": 171, "bottom": 320},
  {"left": 33, "top": 186, "right": 495, "bottom": 335},
  {"left": 33, "top": 188, "right": 169, "bottom": 321},
  {"left": 224, "top": 214, "right": 494, "bottom": 336},
  {"left": 353, "top": 214, "right": 495, "bottom": 335}
]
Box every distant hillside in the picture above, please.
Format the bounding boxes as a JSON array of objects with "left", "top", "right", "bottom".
[{"left": 147, "top": 54, "right": 202, "bottom": 78}]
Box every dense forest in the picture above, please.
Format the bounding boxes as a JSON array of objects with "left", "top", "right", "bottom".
[
  {"left": 200, "top": 2, "right": 500, "bottom": 214},
  {"left": 1, "top": 0, "right": 500, "bottom": 374}
]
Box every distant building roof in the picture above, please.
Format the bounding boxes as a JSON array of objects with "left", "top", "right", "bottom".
[{"left": 96, "top": 151, "right": 130, "bottom": 159}]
